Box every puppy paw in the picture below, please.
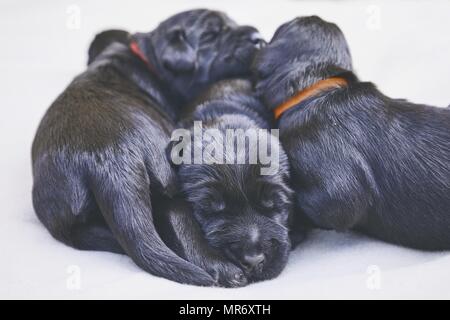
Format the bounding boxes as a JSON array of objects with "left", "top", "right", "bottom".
[{"left": 206, "top": 261, "right": 247, "bottom": 288}]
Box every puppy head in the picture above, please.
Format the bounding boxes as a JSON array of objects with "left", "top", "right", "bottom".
[
  {"left": 252, "top": 16, "right": 352, "bottom": 108},
  {"left": 133, "top": 9, "right": 264, "bottom": 101},
  {"left": 177, "top": 131, "right": 292, "bottom": 282}
]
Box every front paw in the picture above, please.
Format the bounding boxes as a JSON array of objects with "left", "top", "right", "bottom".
[{"left": 206, "top": 261, "right": 247, "bottom": 288}]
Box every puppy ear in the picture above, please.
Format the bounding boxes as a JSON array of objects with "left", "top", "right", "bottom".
[
  {"left": 161, "top": 30, "right": 196, "bottom": 74},
  {"left": 132, "top": 31, "right": 195, "bottom": 74},
  {"left": 162, "top": 50, "right": 196, "bottom": 74},
  {"left": 87, "top": 29, "right": 130, "bottom": 65}
]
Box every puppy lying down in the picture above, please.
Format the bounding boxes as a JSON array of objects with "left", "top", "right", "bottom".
[
  {"left": 32, "top": 9, "right": 265, "bottom": 286},
  {"left": 253, "top": 16, "right": 450, "bottom": 250},
  {"left": 170, "top": 79, "right": 297, "bottom": 282}
]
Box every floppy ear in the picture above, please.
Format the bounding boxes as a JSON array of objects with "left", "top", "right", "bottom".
[
  {"left": 161, "top": 29, "right": 196, "bottom": 74},
  {"left": 87, "top": 29, "right": 130, "bottom": 65},
  {"left": 162, "top": 49, "right": 196, "bottom": 74}
]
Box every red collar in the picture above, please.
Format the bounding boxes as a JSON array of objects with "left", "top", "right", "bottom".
[{"left": 129, "top": 40, "right": 157, "bottom": 75}]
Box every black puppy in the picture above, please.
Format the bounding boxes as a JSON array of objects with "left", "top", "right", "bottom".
[
  {"left": 32, "top": 10, "right": 263, "bottom": 287},
  {"left": 170, "top": 79, "right": 295, "bottom": 282},
  {"left": 253, "top": 16, "right": 450, "bottom": 250}
]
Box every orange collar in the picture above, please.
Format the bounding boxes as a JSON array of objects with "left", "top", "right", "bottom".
[{"left": 273, "top": 77, "right": 348, "bottom": 119}]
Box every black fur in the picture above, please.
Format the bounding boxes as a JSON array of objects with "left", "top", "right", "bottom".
[
  {"left": 172, "top": 79, "right": 296, "bottom": 282},
  {"left": 32, "top": 9, "right": 262, "bottom": 287},
  {"left": 87, "top": 29, "right": 130, "bottom": 65},
  {"left": 133, "top": 11, "right": 264, "bottom": 103},
  {"left": 253, "top": 16, "right": 450, "bottom": 250}
]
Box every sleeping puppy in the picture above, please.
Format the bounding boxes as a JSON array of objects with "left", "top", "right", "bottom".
[
  {"left": 170, "top": 79, "right": 296, "bottom": 282},
  {"left": 32, "top": 9, "right": 263, "bottom": 287},
  {"left": 252, "top": 16, "right": 450, "bottom": 250}
]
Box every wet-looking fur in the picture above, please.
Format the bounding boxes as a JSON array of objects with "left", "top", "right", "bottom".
[
  {"left": 32, "top": 9, "right": 263, "bottom": 287},
  {"left": 172, "top": 79, "right": 297, "bottom": 282},
  {"left": 253, "top": 16, "right": 450, "bottom": 250}
]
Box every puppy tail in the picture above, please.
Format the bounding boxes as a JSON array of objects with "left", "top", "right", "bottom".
[{"left": 89, "top": 161, "right": 215, "bottom": 287}]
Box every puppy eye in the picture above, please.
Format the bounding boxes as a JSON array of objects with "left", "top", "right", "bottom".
[{"left": 201, "top": 31, "right": 219, "bottom": 43}]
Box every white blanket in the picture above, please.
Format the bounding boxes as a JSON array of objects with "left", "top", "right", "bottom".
[{"left": 1, "top": 0, "right": 449, "bottom": 299}]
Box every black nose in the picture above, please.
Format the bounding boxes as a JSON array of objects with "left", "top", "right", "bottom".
[
  {"left": 248, "top": 33, "right": 266, "bottom": 49},
  {"left": 252, "top": 37, "right": 266, "bottom": 49},
  {"left": 243, "top": 253, "right": 265, "bottom": 270},
  {"left": 237, "top": 26, "right": 266, "bottom": 49}
]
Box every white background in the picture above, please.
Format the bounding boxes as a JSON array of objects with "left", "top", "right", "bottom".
[{"left": 1, "top": 0, "right": 449, "bottom": 299}]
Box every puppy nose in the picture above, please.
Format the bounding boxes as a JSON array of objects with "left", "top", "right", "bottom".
[
  {"left": 238, "top": 26, "right": 266, "bottom": 49},
  {"left": 248, "top": 33, "right": 266, "bottom": 49},
  {"left": 243, "top": 253, "right": 265, "bottom": 269}
]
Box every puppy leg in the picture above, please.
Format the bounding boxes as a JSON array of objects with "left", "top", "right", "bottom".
[
  {"left": 155, "top": 197, "right": 247, "bottom": 288},
  {"left": 293, "top": 161, "right": 373, "bottom": 231},
  {"left": 88, "top": 158, "right": 215, "bottom": 286},
  {"left": 291, "top": 144, "right": 376, "bottom": 232},
  {"left": 71, "top": 223, "right": 124, "bottom": 254},
  {"left": 296, "top": 181, "right": 370, "bottom": 231},
  {"left": 32, "top": 159, "right": 124, "bottom": 253}
]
